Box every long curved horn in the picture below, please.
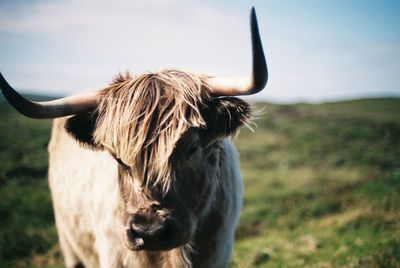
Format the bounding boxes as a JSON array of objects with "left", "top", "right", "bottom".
[
  {"left": 207, "top": 6, "right": 268, "bottom": 96},
  {"left": 0, "top": 72, "right": 100, "bottom": 119}
]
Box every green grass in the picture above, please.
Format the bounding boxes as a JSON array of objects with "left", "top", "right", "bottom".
[
  {"left": 232, "top": 98, "right": 400, "bottom": 267},
  {"left": 0, "top": 103, "right": 60, "bottom": 267},
  {"left": 0, "top": 98, "right": 399, "bottom": 267}
]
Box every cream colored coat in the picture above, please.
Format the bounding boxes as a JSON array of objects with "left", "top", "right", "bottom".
[{"left": 48, "top": 118, "right": 243, "bottom": 268}]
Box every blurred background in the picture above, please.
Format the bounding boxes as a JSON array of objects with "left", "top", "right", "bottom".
[{"left": 0, "top": 0, "right": 399, "bottom": 267}]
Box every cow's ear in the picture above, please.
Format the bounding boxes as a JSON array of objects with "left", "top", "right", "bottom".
[
  {"left": 65, "top": 111, "right": 102, "bottom": 150},
  {"left": 203, "top": 97, "right": 251, "bottom": 142}
]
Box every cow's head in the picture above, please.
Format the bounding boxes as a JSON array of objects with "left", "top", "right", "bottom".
[{"left": 0, "top": 7, "right": 267, "bottom": 252}]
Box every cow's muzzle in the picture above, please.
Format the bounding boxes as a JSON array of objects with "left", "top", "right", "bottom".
[{"left": 124, "top": 213, "right": 190, "bottom": 251}]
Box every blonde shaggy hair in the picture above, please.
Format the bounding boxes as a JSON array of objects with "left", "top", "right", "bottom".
[{"left": 93, "top": 69, "right": 212, "bottom": 191}]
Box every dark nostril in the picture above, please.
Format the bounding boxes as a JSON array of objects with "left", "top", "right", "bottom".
[
  {"left": 130, "top": 221, "right": 149, "bottom": 240},
  {"left": 127, "top": 226, "right": 145, "bottom": 250},
  {"left": 130, "top": 226, "right": 141, "bottom": 237}
]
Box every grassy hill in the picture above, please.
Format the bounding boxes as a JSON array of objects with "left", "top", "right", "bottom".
[{"left": 0, "top": 98, "right": 399, "bottom": 267}]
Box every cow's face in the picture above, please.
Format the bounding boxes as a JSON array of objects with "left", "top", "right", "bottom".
[
  {"left": 117, "top": 128, "right": 223, "bottom": 251},
  {"left": 65, "top": 73, "right": 250, "bottom": 251}
]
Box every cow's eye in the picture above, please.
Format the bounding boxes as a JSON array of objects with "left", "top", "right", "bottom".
[{"left": 185, "top": 142, "right": 200, "bottom": 159}]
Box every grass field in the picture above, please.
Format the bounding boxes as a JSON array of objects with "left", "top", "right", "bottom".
[{"left": 0, "top": 98, "right": 399, "bottom": 267}]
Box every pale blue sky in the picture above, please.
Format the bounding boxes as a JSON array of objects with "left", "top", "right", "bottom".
[{"left": 0, "top": 0, "right": 399, "bottom": 102}]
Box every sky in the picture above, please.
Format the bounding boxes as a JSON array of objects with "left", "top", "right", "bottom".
[{"left": 0, "top": 0, "right": 399, "bottom": 103}]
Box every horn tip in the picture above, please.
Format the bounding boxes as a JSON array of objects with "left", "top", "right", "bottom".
[
  {"left": 250, "top": 6, "right": 258, "bottom": 27},
  {"left": 250, "top": 6, "right": 256, "bottom": 16}
]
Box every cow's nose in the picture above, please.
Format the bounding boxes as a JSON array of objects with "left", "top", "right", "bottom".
[{"left": 129, "top": 218, "right": 176, "bottom": 250}]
